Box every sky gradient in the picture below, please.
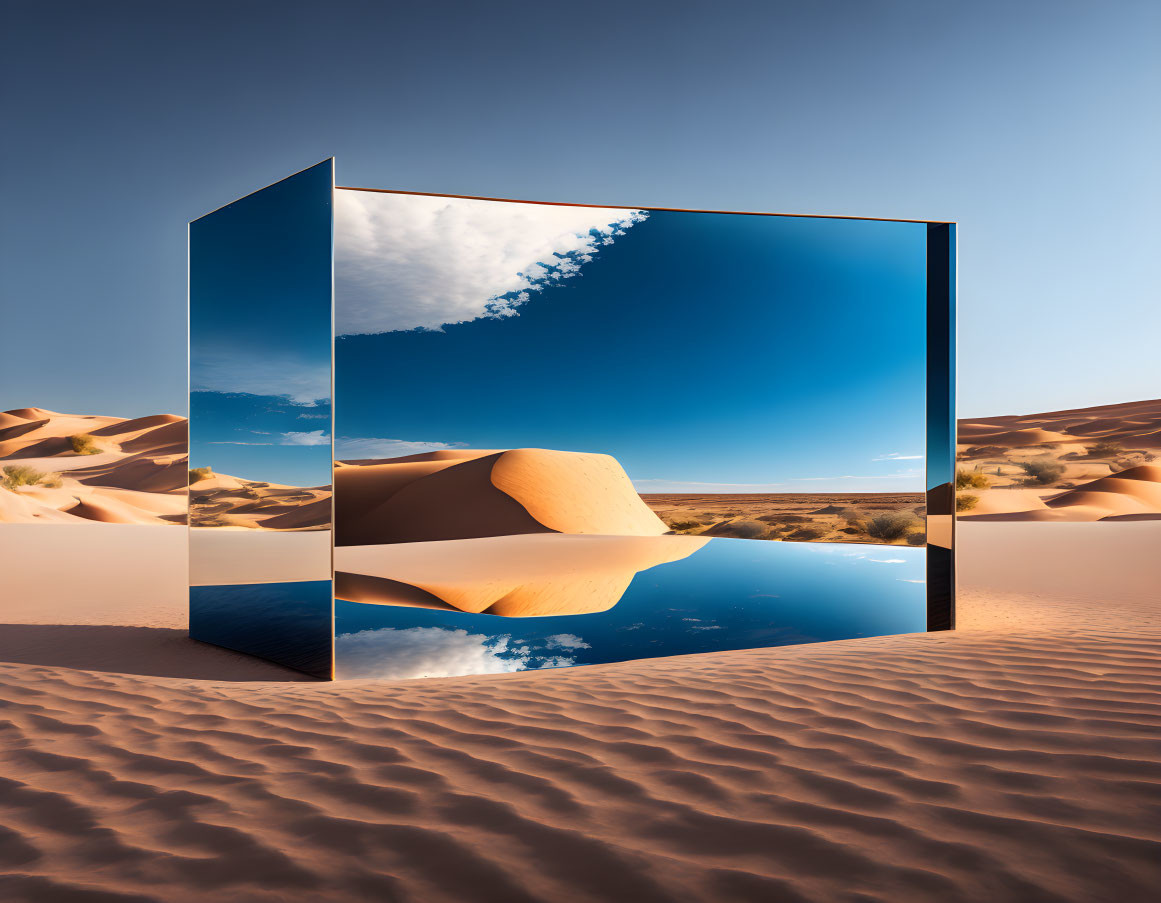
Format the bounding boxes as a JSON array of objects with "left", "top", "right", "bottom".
[{"left": 2, "top": 1, "right": 1158, "bottom": 420}]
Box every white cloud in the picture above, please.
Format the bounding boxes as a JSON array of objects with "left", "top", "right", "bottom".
[
  {"left": 335, "top": 437, "right": 467, "bottom": 460},
  {"left": 873, "top": 452, "right": 925, "bottom": 461},
  {"left": 543, "top": 633, "right": 590, "bottom": 651},
  {"left": 190, "top": 349, "right": 330, "bottom": 405},
  {"left": 334, "top": 190, "right": 648, "bottom": 334},
  {"left": 868, "top": 558, "right": 907, "bottom": 564},
  {"left": 281, "top": 430, "right": 330, "bottom": 446},
  {"left": 899, "top": 578, "right": 927, "bottom": 583}
]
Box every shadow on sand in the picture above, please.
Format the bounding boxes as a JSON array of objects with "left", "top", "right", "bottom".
[{"left": 0, "top": 624, "right": 317, "bottom": 681}]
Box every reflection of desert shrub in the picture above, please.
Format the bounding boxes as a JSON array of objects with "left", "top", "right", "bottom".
[
  {"left": 1018, "top": 459, "right": 1065, "bottom": 485},
  {"left": 1088, "top": 440, "right": 1124, "bottom": 458},
  {"left": 787, "top": 525, "right": 828, "bottom": 540},
  {"left": 68, "top": 433, "right": 100, "bottom": 455},
  {"left": 727, "top": 520, "right": 768, "bottom": 539},
  {"left": 668, "top": 519, "right": 702, "bottom": 532},
  {"left": 906, "top": 532, "right": 926, "bottom": 545},
  {"left": 240, "top": 487, "right": 261, "bottom": 500},
  {"left": 189, "top": 467, "right": 212, "bottom": 484},
  {"left": 956, "top": 494, "right": 979, "bottom": 512},
  {"left": 2, "top": 465, "right": 60, "bottom": 490},
  {"left": 866, "top": 512, "right": 917, "bottom": 540},
  {"left": 956, "top": 469, "right": 990, "bottom": 489}
]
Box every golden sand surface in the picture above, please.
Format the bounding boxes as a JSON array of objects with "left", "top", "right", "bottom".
[{"left": 0, "top": 522, "right": 1158, "bottom": 901}]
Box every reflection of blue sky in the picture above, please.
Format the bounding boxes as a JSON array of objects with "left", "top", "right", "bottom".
[
  {"left": 335, "top": 538, "right": 926, "bottom": 680},
  {"left": 189, "top": 392, "right": 331, "bottom": 485},
  {"left": 336, "top": 204, "right": 927, "bottom": 492},
  {"left": 189, "top": 161, "right": 332, "bottom": 487}
]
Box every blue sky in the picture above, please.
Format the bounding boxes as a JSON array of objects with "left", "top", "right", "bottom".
[
  {"left": 335, "top": 194, "right": 928, "bottom": 491},
  {"left": 2, "top": 1, "right": 1158, "bottom": 422}
]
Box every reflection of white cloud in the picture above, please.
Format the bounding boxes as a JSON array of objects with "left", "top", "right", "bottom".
[
  {"left": 335, "top": 437, "right": 467, "bottom": 460},
  {"left": 190, "top": 350, "right": 330, "bottom": 405},
  {"left": 334, "top": 191, "right": 647, "bottom": 334},
  {"left": 873, "top": 452, "right": 924, "bottom": 461},
  {"left": 281, "top": 430, "right": 330, "bottom": 446},
  {"left": 868, "top": 558, "right": 907, "bottom": 564},
  {"left": 899, "top": 578, "right": 926, "bottom": 583},
  {"left": 543, "top": 633, "right": 590, "bottom": 651},
  {"left": 635, "top": 469, "right": 924, "bottom": 493},
  {"left": 209, "top": 430, "right": 330, "bottom": 447},
  {"left": 635, "top": 478, "right": 789, "bottom": 492},
  {"left": 335, "top": 627, "right": 581, "bottom": 680}
]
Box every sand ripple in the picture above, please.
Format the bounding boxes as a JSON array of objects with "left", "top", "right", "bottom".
[{"left": 2, "top": 575, "right": 1160, "bottom": 902}]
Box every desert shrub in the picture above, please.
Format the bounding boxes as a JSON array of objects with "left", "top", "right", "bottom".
[
  {"left": 668, "top": 519, "right": 702, "bottom": 532},
  {"left": 189, "top": 467, "right": 212, "bottom": 484},
  {"left": 1088, "top": 439, "right": 1124, "bottom": 458},
  {"left": 956, "top": 469, "right": 990, "bottom": 490},
  {"left": 68, "top": 433, "right": 100, "bottom": 455},
  {"left": 906, "top": 532, "right": 926, "bottom": 545},
  {"left": 865, "top": 512, "right": 917, "bottom": 541},
  {"left": 956, "top": 494, "right": 979, "bottom": 512},
  {"left": 1018, "top": 459, "right": 1065, "bottom": 485},
  {"left": 2, "top": 465, "right": 59, "bottom": 490}
]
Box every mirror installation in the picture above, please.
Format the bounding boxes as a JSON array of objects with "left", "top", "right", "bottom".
[{"left": 189, "top": 159, "right": 955, "bottom": 680}]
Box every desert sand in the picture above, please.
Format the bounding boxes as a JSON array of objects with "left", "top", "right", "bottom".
[
  {"left": 335, "top": 449, "right": 668, "bottom": 546},
  {"left": 958, "top": 398, "right": 1161, "bottom": 521},
  {"left": 0, "top": 408, "right": 187, "bottom": 525},
  {"left": 336, "top": 533, "right": 709, "bottom": 616},
  {"left": 0, "top": 521, "right": 1158, "bottom": 902}
]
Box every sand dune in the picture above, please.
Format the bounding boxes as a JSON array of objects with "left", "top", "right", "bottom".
[
  {"left": 958, "top": 399, "right": 1161, "bottom": 521},
  {"left": 0, "top": 522, "right": 1158, "bottom": 902},
  {"left": 336, "top": 533, "right": 709, "bottom": 616},
  {"left": 336, "top": 448, "right": 668, "bottom": 546},
  {"left": 0, "top": 408, "right": 188, "bottom": 525}
]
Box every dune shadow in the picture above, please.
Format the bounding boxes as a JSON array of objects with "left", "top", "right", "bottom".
[{"left": 0, "top": 624, "right": 318, "bottom": 681}]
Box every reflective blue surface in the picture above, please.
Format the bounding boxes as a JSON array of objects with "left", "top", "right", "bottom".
[
  {"left": 334, "top": 538, "right": 926, "bottom": 680},
  {"left": 191, "top": 581, "right": 333, "bottom": 678}
]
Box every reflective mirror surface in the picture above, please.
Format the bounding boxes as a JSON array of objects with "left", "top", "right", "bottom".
[
  {"left": 188, "top": 160, "right": 334, "bottom": 678},
  {"left": 331, "top": 190, "right": 947, "bottom": 680}
]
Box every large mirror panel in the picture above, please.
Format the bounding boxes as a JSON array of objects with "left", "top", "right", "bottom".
[
  {"left": 188, "top": 160, "right": 334, "bottom": 678},
  {"left": 332, "top": 191, "right": 942, "bottom": 680}
]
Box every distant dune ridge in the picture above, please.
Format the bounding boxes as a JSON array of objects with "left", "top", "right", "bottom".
[
  {"left": 957, "top": 398, "right": 1161, "bottom": 521},
  {"left": 9, "top": 398, "right": 1160, "bottom": 527},
  {"left": 0, "top": 408, "right": 187, "bottom": 525}
]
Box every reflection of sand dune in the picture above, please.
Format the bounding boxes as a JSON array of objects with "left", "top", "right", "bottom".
[
  {"left": 336, "top": 448, "right": 668, "bottom": 546},
  {"left": 190, "top": 473, "right": 331, "bottom": 530},
  {"left": 336, "top": 533, "right": 709, "bottom": 616},
  {"left": 0, "top": 408, "right": 188, "bottom": 524}
]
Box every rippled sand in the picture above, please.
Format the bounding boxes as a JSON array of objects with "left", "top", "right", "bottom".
[{"left": 1, "top": 524, "right": 1158, "bottom": 902}]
